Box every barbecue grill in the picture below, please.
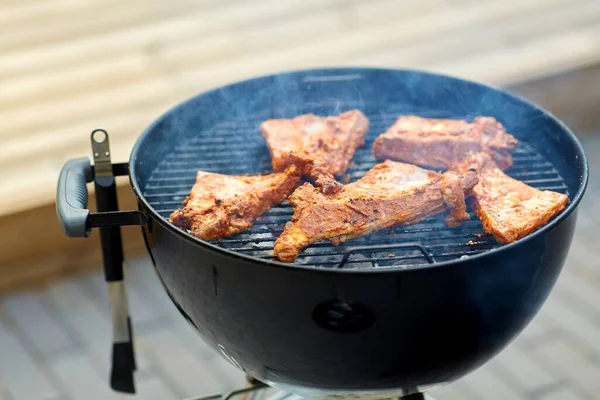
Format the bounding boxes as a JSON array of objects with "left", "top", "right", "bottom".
[{"left": 56, "top": 67, "right": 588, "bottom": 399}]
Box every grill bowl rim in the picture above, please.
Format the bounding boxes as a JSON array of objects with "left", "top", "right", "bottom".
[{"left": 128, "top": 66, "right": 589, "bottom": 274}]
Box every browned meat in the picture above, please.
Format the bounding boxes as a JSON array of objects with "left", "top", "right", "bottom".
[
  {"left": 260, "top": 109, "right": 369, "bottom": 194},
  {"left": 273, "top": 160, "right": 478, "bottom": 262},
  {"left": 373, "top": 116, "right": 518, "bottom": 170},
  {"left": 440, "top": 171, "right": 470, "bottom": 228},
  {"left": 169, "top": 166, "right": 301, "bottom": 241},
  {"left": 453, "top": 152, "right": 569, "bottom": 244}
]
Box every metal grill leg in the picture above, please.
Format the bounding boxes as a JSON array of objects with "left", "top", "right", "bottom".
[
  {"left": 400, "top": 394, "right": 426, "bottom": 400},
  {"left": 182, "top": 380, "right": 267, "bottom": 400}
]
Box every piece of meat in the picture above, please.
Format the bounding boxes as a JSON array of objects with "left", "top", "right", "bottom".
[
  {"left": 453, "top": 152, "right": 569, "bottom": 244},
  {"left": 169, "top": 166, "right": 301, "bottom": 241},
  {"left": 440, "top": 171, "right": 470, "bottom": 228},
  {"left": 260, "top": 109, "right": 369, "bottom": 194},
  {"left": 373, "top": 115, "right": 518, "bottom": 170},
  {"left": 273, "top": 160, "right": 478, "bottom": 262}
]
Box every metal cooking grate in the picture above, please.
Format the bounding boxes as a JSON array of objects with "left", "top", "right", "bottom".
[{"left": 142, "top": 106, "right": 570, "bottom": 269}]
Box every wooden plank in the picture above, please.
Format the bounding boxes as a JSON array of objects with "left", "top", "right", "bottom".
[
  {"left": 0, "top": 53, "right": 164, "bottom": 109},
  {"left": 0, "top": 0, "right": 342, "bottom": 79},
  {"left": 350, "top": 0, "right": 600, "bottom": 67},
  {"left": 0, "top": 320, "right": 61, "bottom": 399},
  {"left": 163, "top": 0, "right": 578, "bottom": 95},
  {"left": 433, "top": 23, "right": 600, "bottom": 86},
  {"left": 0, "top": 0, "right": 238, "bottom": 53},
  {"left": 0, "top": 0, "right": 220, "bottom": 29},
  {"left": 0, "top": 75, "right": 174, "bottom": 141},
  {"left": 0, "top": 0, "right": 110, "bottom": 25},
  {"left": 0, "top": 104, "right": 172, "bottom": 215}
]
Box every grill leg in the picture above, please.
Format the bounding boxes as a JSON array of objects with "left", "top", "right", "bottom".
[
  {"left": 245, "top": 375, "right": 262, "bottom": 385},
  {"left": 400, "top": 393, "right": 425, "bottom": 400}
]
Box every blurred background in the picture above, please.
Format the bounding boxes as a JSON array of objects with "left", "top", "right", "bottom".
[{"left": 1, "top": 0, "right": 600, "bottom": 399}]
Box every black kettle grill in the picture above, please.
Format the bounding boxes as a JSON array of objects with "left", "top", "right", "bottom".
[{"left": 56, "top": 67, "right": 588, "bottom": 399}]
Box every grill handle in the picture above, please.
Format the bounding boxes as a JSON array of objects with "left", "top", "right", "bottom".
[
  {"left": 337, "top": 243, "right": 436, "bottom": 268},
  {"left": 56, "top": 158, "right": 147, "bottom": 238},
  {"left": 56, "top": 157, "right": 94, "bottom": 238}
]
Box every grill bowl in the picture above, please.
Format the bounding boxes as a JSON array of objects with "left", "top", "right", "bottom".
[{"left": 128, "top": 68, "right": 587, "bottom": 398}]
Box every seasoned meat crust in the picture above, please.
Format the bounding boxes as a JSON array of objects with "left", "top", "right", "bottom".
[
  {"left": 453, "top": 152, "right": 569, "bottom": 244},
  {"left": 169, "top": 166, "right": 301, "bottom": 241},
  {"left": 373, "top": 116, "right": 518, "bottom": 170},
  {"left": 260, "top": 109, "right": 369, "bottom": 194},
  {"left": 273, "top": 160, "right": 478, "bottom": 262}
]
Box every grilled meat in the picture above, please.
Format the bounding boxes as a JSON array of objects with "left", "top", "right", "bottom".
[
  {"left": 440, "top": 170, "right": 471, "bottom": 228},
  {"left": 260, "top": 109, "right": 369, "bottom": 194},
  {"left": 453, "top": 152, "right": 569, "bottom": 244},
  {"left": 273, "top": 160, "right": 478, "bottom": 262},
  {"left": 373, "top": 116, "right": 518, "bottom": 170},
  {"left": 169, "top": 166, "right": 301, "bottom": 241}
]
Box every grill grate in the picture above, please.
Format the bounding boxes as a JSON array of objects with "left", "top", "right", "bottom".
[{"left": 142, "top": 106, "right": 569, "bottom": 269}]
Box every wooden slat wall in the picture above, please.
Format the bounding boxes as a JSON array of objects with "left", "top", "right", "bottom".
[{"left": 1, "top": 0, "right": 600, "bottom": 291}]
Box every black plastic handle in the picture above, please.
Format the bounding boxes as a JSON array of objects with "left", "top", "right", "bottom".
[
  {"left": 56, "top": 157, "right": 94, "bottom": 238},
  {"left": 57, "top": 158, "right": 147, "bottom": 239}
]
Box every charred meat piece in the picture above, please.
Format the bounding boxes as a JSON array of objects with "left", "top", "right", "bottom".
[
  {"left": 453, "top": 152, "right": 569, "bottom": 244},
  {"left": 440, "top": 171, "right": 471, "bottom": 228},
  {"left": 260, "top": 109, "right": 369, "bottom": 194},
  {"left": 373, "top": 116, "right": 518, "bottom": 170},
  {"left": 169, "top": 166, "right": 301, "bottom": 241},
  {"left": 273, "top": 160, "right": 478, "bottom": 262}
]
